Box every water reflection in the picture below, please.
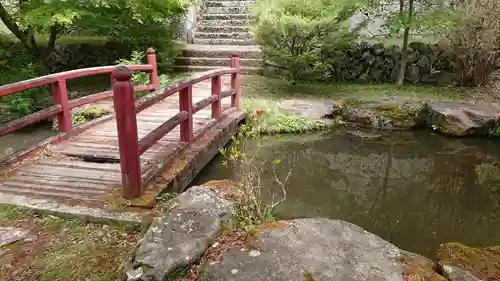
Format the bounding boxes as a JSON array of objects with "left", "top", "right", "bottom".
[
  {"left": 0, "top": 123, "right": 55, "bottom": 159},
  {"left": 193, "top": 129, "right": 500, "bottom": 257}
]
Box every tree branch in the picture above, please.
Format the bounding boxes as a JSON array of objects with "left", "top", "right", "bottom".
[{"left": 0, "top": 2, "right": 32, "bottom": 49}]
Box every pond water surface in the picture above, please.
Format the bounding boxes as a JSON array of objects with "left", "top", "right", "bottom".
[{"left": 193, "top": 129, "right": 500, "bottom": 258}]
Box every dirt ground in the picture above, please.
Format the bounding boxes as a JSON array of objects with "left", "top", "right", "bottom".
[{"left": 0, "top": 205, "right": 142, "bottom": 281}]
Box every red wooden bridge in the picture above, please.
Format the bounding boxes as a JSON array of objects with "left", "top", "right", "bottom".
[{"left": 0, "top": 48, "right": 243, "bottom": 209}]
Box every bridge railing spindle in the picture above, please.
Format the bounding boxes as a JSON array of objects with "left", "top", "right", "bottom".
[
  {"left": 230, "top": 53, "right": 240, "bottom": 109},
  {"left": 112, "top": 66, "right": 142, "bottom": 199},
  {"left": 180, "top": 85, "right": 194, "bottom": 142},
  {"left": 51, "top": 79, "right": 72, "bottom": 133},
  {"left": 211, "top": 75, "right": 222, "bottom": 120},
  {"left": 147, "top": 47, "right": 159, "bottom": 90}
]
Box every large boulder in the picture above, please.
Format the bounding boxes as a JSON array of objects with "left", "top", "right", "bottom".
[
  {"left": 201, "top": 218, "right": 405, "bottom": 281},
  {"left": 426, "top": 101, "right": 500, "bottom": 137},
  {"left": 342, "top": 98, "right": 427, "bottom": 129},
  {"left": 126, "top": 186, "right": 233, "bottom": 281}
]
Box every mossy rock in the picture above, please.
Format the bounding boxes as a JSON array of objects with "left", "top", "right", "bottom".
[
  {"left": 436, "top": 242, "right": 500, "bottom": 280},
  {"left": 341, "top": 98, "right": 426, "bottom": 129},
  {"left": 80, "top": 107, "right": 108, "bottom": 119}
]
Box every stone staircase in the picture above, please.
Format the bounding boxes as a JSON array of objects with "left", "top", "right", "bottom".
[{"left": 176, "top": 0, "right": 263, "bottom": 73}]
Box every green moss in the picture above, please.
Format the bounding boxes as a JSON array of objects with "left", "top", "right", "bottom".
[
  {"left": 80, "top": 107, "right": 107, "bottom": 119},
  {"left": 437, "top": 242, "right": 500, "bottom": 280},
  {"left": 370, "top": 103, "right": 420, "bottom": 122},
  {"left": 304, "top": 272, "right": 318, "bottom": 281}
]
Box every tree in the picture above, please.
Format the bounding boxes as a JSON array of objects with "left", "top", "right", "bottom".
[
  {"left": 362, "top": 0, "right": 448, "bottom": 84},
  {"left": 0, "top": 0, "right": 187, "bottom": 66}
]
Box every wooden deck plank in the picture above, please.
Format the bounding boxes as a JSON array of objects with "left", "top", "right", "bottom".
[
  {"left": 0, "top": 181, "right": 103, "bottom": 194},
  {"left": 7, "top": 175, "right": 113, "bottom": 190}
]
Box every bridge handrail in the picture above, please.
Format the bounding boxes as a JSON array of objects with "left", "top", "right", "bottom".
[
  {"left": 0, "top": 48, "right": 158, "bottom": 137},
  {"left": 111, "top": 54, "right": 241, "bottom": 199}
]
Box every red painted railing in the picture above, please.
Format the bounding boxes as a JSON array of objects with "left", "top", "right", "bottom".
[
  {"left": 112, "top": 54, "right": 241, "bottom": 199},
  {"left": 0, "top": 48, "right": 158, "bottom": 137}
]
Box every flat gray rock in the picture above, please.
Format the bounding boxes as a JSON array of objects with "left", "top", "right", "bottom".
[
  {"left": 278, "top": 99, "right": 340, "bottom": 119},
  {"left": 0, "top": 227, "right": 29, "bottom": 247},
  {"left": 440, "top": 264, "right": 483, "bottom": 281},
  {"left": 426, "top": 101, "right": 500, "bottom": 136},
  {"left": 202, "top": 218, "right": 404, "bottom": 281},
  {"left": 127, "top": 186, "right": 233, "bottom": 281}
]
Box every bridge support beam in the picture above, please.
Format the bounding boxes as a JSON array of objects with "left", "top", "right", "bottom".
[{"left": 112, "top": 66, "right": 142, "bottom": 199}]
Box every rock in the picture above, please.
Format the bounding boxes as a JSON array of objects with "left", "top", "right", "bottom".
[
  {"left": 0, "top": 227, "right": 29, "bottom": 247},
  {"left": 127, "top": 186, "right": 234, "bottom": 281},
  {"left": 278, "top": 99, "right": 343, "bottom": 119},
  {"left": 436, "top": 242, "right": 500, "bottom": 280},
  {"left": 405, "top": 64, "right": 421, "bottom": 84},
  {"left": 343, "top": 98, "right": 427, "bottom": 129},
  {"left": 440, "top": 264, "right": 483, "bottom": 281},
  {"left": 426, "top": 101, "right": 500, "bottom": 136},
  {"left": 202, "top": 218, "right": 405, "bottom": 281}
]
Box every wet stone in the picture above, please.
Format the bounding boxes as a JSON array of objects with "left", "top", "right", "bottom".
[{"left": 127, "top": 186, "right": 234, "bottom": 281}]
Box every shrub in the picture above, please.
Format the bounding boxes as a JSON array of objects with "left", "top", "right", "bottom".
[
  {"left": 438, "top": 0, "right": 500, "bottom": 86},
  {"left": 0, "top": 39, "right": 50, "bottom": 119},
  {"left": 251, "top": 0, "right": 363, "bottom": 82}
]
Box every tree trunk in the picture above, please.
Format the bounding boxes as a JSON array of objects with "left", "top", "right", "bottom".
[{"left": 396, "top": 0, "right": 414, "bottom": 85}]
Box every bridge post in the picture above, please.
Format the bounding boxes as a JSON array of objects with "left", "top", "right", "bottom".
[
  {"left": 147, "top": 47, "right": 159, "bottom": 90},
  {"left": 51, "top": 79, "right": 72, "bottom": 133},
  {"left": 230, "top": 53, "right": 240, "bottom": 109},
  {"left": 180, "top": 86, "right": 193, "bottom": 142},
  {"left": 111, "top": 66, "right": 142, "bottom": 199},
  {"left": 211, "top": 75, "right": 222, "bottom": 120}
]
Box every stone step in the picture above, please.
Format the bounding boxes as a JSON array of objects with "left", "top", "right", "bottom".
[
  {"left": 201, "top": 14, "right": 251, "bottom": 21},
  {"left": 193, "top": 38, "right": 255, "bottom": 45},
  {"left": 174, "top": 65, "right": 263, "bottom": 74},
  {"left": 195, "top": 32, "right": 253, "bottom": 40},
  {"left": 205, "top": 6, "right": 250, "bottom": 14},
  {"left": 205, "top": 1, "right": 256, "bottom": 7},
  {"left": 177, "top": 57, "right": 263, "bottom": 67},
  {"left": 197, "top": 25, "right": 251, "bottom": 33},
  {"left": 198, "top": 19, "right": 251, "bottom": 26},
  {"left": 181, "top": 44, "right": 262, "bottom": 59}
]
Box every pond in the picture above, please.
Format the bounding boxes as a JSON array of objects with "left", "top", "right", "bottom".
[{"left": 192, "top": 129, "right": 500, "bottom": 258}]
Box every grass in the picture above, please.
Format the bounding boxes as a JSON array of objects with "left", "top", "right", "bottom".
[
  {"left": 240, "top": 75, "right": 472, "bottom": 102},
  {"left": 0, "top": 209, "right": 143, "bottom": 281}
]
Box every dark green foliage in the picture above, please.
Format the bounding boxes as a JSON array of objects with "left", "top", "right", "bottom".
[{"left": 0, "top": 38, "right": 50, "bottom": 119}]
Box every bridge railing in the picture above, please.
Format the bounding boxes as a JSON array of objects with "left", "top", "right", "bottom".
[
  {"left": 0, "top": 48, "right": 159, "bottom": 137},
  {"left": 112, "top": 54, "right": 241, "bottom": 199}
]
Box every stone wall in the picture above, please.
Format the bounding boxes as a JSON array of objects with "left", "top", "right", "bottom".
[{"left": 339, "top": 41, "right": 457, "bottom": 85}]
